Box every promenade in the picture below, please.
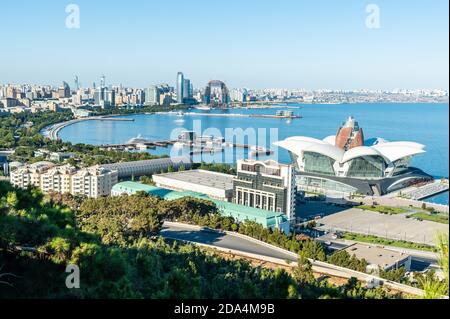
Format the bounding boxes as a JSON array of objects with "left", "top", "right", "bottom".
[{"left": 44, "top": 116, "right": 134, "bottom": 140}]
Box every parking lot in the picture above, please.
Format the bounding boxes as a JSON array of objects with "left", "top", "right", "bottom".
[{"left": 314, "top": 208, "right": 448, "bottom": 246}]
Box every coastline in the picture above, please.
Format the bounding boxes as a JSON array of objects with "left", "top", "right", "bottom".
[{"left": 42, "top": 115, "right": 136, "bottom": 140}]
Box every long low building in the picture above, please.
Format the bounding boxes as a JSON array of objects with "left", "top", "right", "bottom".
[
  {"left": 344, "top": 243, "right": 411, "bottom": 272},
  {"left": 152, "top": 169, "right": 234, "bottom": 202},
  {"left": 111, "top": 181, "right": 289, "bottom": 232},
  {"left": 99, "top": 157, "right": 192, "bottom": 178}
]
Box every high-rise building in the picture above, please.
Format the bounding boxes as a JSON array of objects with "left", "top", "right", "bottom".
[
  {"left": 94, "top": 87, "right": 115, "bottom": 108},
  {"left": 177, "top": 72, "right": 184, "bottom": 104},
  {"left": 183, "top": 78, "right": 191, "bottom": 100},
  {"left": 230, "top": 88, "right": 248, "bottom": 102},
  {"left": 58, "top": 81, "right": 71, "bottom": 98},
  {"left": 145, "top": 86, "right": 161, "bottom": 106},
  {"left": 233, "top": 159, "right": 296, "bottom": 222}
]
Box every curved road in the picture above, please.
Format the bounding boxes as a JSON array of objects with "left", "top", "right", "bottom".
[
  {"left": 161, "top": 222, "right": 297, "bottom": 262},
  {"left": 161, "top": 222, "right": 428, "bottom": 297}
]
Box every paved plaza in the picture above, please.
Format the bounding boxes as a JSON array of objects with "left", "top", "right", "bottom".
[{"left": 316, "top": 208, "right": 448, "bottom": 246}]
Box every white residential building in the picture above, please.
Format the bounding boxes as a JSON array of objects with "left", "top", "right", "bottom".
[
  {"left": 10, "top": 161, "right": 55, "bottom": 189},
  {"left": 40, "top": 165, "right": 76, "bottom": 194},
  {"left": 10, "top": 163, "right": 117, "bottom": 198},
  {"left": 71, "top": 166, "right": 118, "bottom": 198}
]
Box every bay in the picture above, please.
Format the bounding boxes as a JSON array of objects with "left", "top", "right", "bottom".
[{"left": 59, "top": 103, "right": 449, "bottom": 205}]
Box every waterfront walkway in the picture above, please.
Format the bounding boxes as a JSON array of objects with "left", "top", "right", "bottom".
[
  {"left": 44, "top": 116, "right": 134, "bottom": 140},
  {"left": 398, "top": 179, "right": 449, "bottom": 200}
]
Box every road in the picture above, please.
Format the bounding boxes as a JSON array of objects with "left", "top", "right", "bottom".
[
  {"left": 161, "top": 222, "right": 297, "bottom": 262},
  {"left": 161, "top": 222, "right": 427, "bottom": 297},
  {"left": 162, "top": 222, "right": 439, "bottom": 271}
]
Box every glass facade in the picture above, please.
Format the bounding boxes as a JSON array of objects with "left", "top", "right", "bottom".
[
  {"left": 297, "top": 175, "right": 357, "bottom": 193},
  {"left": 176, "top": 72, "right": 184, "bottom": 103},
  {"left": 392, "top": 156, "right": 412, "bottom": 176},
  {"left": 303, "top": 152, "right": 335, "bottom": 176},
  {"left": 346, "top": 155, "right": 385, "bottom": 178}
]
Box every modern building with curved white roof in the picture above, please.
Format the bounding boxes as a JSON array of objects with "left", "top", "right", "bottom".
[{"left": 275, "top": 117, "right": 432, "bottom": 196}]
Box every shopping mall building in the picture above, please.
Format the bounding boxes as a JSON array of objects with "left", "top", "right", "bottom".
[{"left": 275, "top": 117, "right": 432, "bottom": 197}]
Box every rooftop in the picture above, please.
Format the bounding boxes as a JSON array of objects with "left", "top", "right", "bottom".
[
  {"left": 344, "top": 243, "right": 410, "bottom": 269},
  {"left": 111, "top": 181, "right": 287, "bottom": 226},
  {"left": 154, "top": 169, "right": 234, "bottom": 191},
  {"left": 100, "top": 157, "right": 190, "bottom": 169}
]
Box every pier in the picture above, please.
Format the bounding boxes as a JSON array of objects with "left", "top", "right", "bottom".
[
  {"left": 399, "top": 179, "right": 449, "bottom": 200},
  {"left": 99, "top": 137, "right": 274, "bottom": 157},
  {"left": 157, "top": 111, "right": 302, "bottom": 119},
  {"left": 99, "top": 140, "right": 176, "bottom": 151}
]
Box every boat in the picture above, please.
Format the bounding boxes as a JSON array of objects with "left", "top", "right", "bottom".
[{"left": 195, "top": 106, "right": 211, "bottom": 111}]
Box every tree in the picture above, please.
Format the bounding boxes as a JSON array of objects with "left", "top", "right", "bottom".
[
  {"left": 421, "top": 233, "right": 449, "bottom": 299},
  {"left": 6, "top": 192, "right": 18, "bottom": 209},
  {"left": 293, "top": 253, "right": 315, "bottom": 285}
]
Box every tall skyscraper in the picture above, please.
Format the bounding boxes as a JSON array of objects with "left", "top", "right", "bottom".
[
  {"left": 145, "top": 86, "right": 161, "bottom": 106},
  {"left": 177, "top": 72, "right": 184, "bottom": 104},
  {"left": 58, "top": 81, "right": 71, "bottom": 98},
  {"left": 183, "top": 78, "right": 191, "bottom": 100}
]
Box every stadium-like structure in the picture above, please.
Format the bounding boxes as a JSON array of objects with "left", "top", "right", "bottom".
[{"left": 275, "top": 117, "right": 432, "bottom": 196}]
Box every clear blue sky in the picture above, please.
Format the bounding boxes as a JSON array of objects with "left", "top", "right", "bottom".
[{"left": 0, "top": 0, "right": 448, "bottom": 89}]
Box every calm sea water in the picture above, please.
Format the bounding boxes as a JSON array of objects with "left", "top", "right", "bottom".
[{"left": 59, "top": 103, "right": 449, "bottom": 205}]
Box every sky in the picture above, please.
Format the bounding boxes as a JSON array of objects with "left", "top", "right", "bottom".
[{"left": 0, "top": 0, "right": 448, "bottom": 90}]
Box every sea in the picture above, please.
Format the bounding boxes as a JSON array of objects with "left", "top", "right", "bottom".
[{"left": 58, "top": 103, "right": 449, "bottom": 205}]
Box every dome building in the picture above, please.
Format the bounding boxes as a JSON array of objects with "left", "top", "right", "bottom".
[{"left": 275, "top": 117, "right": 432, "bottom": 196}]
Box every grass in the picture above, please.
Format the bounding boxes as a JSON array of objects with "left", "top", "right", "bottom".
[
  {"left": 356, "top": 205, "right": 408, "bottom": 215},
  {"left": 342, "top": 232, "right": 437, "bottom": 252},
  {"left": 409, "top": 212, "right": 449, "bottom": 225}
]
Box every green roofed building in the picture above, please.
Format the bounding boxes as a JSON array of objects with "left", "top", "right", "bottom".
[{"left": 111, "top": 181, "right": 289, "bottom": 232}]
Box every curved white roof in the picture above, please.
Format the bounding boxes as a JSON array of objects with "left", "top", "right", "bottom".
[
  {"left": 285, "top": 136, "right": 327, "bottom": 144},
  {"left": 323, "top": 135, "right": 336, "bottom": 145},
  {"left": 303, "top": 143, "right": 345, "bottom": 162},
  {"left": 276, "top": 136, "right": 426, "bottom": 165},
  {"left": 373, "top": 141, "right": 425, "bottom": 150},
  {"left": 341, "top": 146, "right": 387, "bottom": 163},
  {"left": 274, "top": 139, "right": 344, "bottom": 161},
  {"left": 373, "top": 145, "right": 425, "bottom": 162}
]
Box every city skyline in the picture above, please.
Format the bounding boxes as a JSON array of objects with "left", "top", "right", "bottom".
[{"left": 0, "top": 0, "right": 448, "bottom": 90}]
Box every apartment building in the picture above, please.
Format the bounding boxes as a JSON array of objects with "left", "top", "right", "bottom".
[
  {"left": 40, "top": 165, "right": 76, "bottom": 194},
  {"left": 10, "top": 163, "right": 117, "bottom": 198},
  {"left": 10, "top": 161, "right": 55, "bottom": 189},
  {"left": 71, "top": 166, "right": 118, "bottom": 198}
]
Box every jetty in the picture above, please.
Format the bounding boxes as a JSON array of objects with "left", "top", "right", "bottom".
[
  {"left": 399, "top": 179, "right": 449, "bottom": 200},
  {"left": 157, "top": 111, "right": 302, "bottom": 119}
]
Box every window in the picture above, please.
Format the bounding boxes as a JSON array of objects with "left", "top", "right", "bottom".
[
  {"left": 392, "top": 156, "right": 412, "bottom": 176},
  {"left": 346, "top": 155, "right": 385, "bottom": 178},
  {"left": 303, "top": 152, "right": 336, "bottom": 176}
]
